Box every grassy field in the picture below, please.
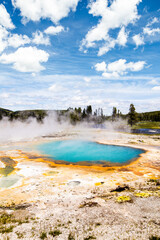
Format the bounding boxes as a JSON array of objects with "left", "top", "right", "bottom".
[{"left": 133, "top": 121, "right": 160, "bottom": 129}]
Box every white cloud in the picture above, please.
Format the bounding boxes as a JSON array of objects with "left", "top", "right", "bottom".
[
  {"left": 81, "top": 0, "right": 141, "bottom": 54},
  {"left": 0, "top": 27, "right": 50, "bottom": 54},
  {"left": 98, "top": 38, "right": 116, "bottom": 56},
  {"left": 0, "top": 93, "right": 10, "bottom": 98},
  {"left": 12, "top": 0, "right": 80, "bottom": 24},
  {"left": 0, "top": 4, "right": 15, "bottom": 29},
  {"left": 98, "top": 27, "right": 128, "bottom": 56},
  {"left": 152, "top": 86, "right": 160, "bottom": 91},
  {"left": 32, "top": 31, "right": 50, "bottom": 45},
  {"left": 95, "top": 59, "right": 146, "bottom": 78},
  {"left": 143, "top": 27, "right": 160, "bottom": 36},
  {"left": 131, "top": 18, "right": 160, "bottom": 46},
  {"left": 0, "top": 25, "right": 8, "bottom": 53},
  {"left": 133, "top": 34, "right": 144, "bottom": 48},
  {"left": 1, "top": 72, "right": 160, "bottom": 113},
  {"left": 108, "top": 59, "right": 145, "bottom": 72},
  {"left": 8, "top": 34, "right": 31, "bottom": 48},
  {"left": 49, "top": 84, "right": 57, "bottom": 92},
  {"left": 0, "top": 25, "right": 32, "bottom": 53},
  {"left": 117, "top": 27, "right": 128, "bottom": 46},
  {"left": 49, "top": 83, "right": 66, "bottom": 93},
  {"left": 148, "top": 79, "right": 159, "bottom": 85},
  {"left": 31, "top": 73, "right": 36, "bottom": 77},
  {"left": 84, "top": 77, "right": 91, "bottom": 83},
  {"left": 44, "top": 25, "right": 64, "bottom": 35},
  {"left": 95, "top": 61, "right": 107, "bottom": 72},
  {"left": 147, "top": 17, "right": 159, "bottom": 27},
  {"left": 102, "top": 72, "right": 119, "bottom": 78},
  {"left": 0, "top": 46, "right": 49, "bottom": 73}
]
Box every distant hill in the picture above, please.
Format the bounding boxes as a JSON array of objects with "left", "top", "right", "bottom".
[
  {"left": 138, "top": 111, "right": 160, "bottom": 122},
  {"left": 117, "top": 110, "right": 160, "bottom": 122},
  {"left": 0, "top": 108, "right": 48, "bottom": 122},
  {"left": 0, "top": 108, "right": 13, "bottom": 120}
]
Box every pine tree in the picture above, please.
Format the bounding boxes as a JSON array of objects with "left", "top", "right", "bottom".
[
  {"left": 82, "top": 108, "right": 87, "bottom": 118},
  {"left": 128, "top": 104, "right": 138, "bottom": 126},
  {"left": 112, "top": 107, "right": 117, "bottom": 121},
  {"left": 86, "top": 105, "right": 92, "bottom": 115}
]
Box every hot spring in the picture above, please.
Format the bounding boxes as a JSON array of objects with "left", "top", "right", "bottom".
[{"left": 36, "top": 140, "right": 144, "bottom": 165}]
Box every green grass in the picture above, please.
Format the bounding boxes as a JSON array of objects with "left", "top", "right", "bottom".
[{"left": 133, "top": 121, "right": 160, "bottom": 129}]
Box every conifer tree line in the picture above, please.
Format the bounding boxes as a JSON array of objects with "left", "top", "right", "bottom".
[
  {"left": 111, "top": 104, "right": 160, "bottom": 125},
  {"left": 0, "top": 104, "right": 159, "bottom": 125},
  {"left": 67, "top": 104, "right": 160, "bottom": 126}
]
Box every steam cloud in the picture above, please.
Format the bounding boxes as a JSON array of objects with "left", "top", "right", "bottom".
[{"left": 0, "top": 112, "right": 130, "bottom": 143}]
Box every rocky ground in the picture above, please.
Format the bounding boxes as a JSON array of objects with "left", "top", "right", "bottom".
[{"left": 0, "top": 130, "right": 159, "bottom": 240}]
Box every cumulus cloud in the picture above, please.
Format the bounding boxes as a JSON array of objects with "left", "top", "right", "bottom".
[
  {"left": 95, "top": 61, "right": 107, "bottom": 72},
  {"left": 0, "top": 4, "right": 15, "bottom": 29},
  {"left": 98, "top": 27, "right": 128, "bottom": 56},
  {"left": 152, "top": 86, "right": 160, "bottom": 91},
  {"left": 0, "top": 25, "right": 8, "bottom": 53},
  {"left": 108, "top": 59, "right": 145, "bottom": 72},
  {"left": 147, "top": 17, "right": 159, "bottom": 27},
  {"left": 8, "top": 34, "right": 31, "bottom": 48},
  {"left": 117, "top": 27, "right": 128, "bottom": 46},
  {"left": 32, "top": 31, "right": 50, "bottom": 45},
  {"left": 143, "top": 27, "right": 160, "bottom": 36},
  {"left": 44, "top": 25, "right": 64, "bottom": 35},
  {"left": 0, "top": 24, "right": 32, "bottom": 53},
  {"left": 0, "top": 46, "right": 49, "bottom": 73},
  {"left": 81, "top": 0, "right": 141, "bottom": 55},
  {"left": 132, "top": 17, "right": 160, "bottom": 46},
  {"left": 95, "top": 59, "right": 146, "bottom": 78},
  {"left": 131, "top": 17, "right": 160, "bottom": 47},
  {"left": 133, "top": 34, "right": 144, "bottom": 48},
  {"left": 0, "top": 26, "right": 50, "bottom": 55},
  {"left": 11, "top": 0, "right": 80, "bottom": 24}
]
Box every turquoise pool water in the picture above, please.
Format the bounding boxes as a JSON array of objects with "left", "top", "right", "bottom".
[{"left": 37, "top": 140, "right": 144, "bottom": 165}]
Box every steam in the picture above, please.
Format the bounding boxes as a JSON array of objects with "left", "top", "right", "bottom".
[
  {"left": 0, "top": 112, "right": 68, "bottom": 143},
  {"left": 0, "top": 111, "right": 131, "bottom": 143}
]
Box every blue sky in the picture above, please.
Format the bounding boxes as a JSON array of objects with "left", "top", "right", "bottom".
[{"left": 0, "top": 0, "right": 160, "bottom": 114}]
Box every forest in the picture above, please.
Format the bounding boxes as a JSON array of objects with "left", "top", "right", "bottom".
[{"left": 0, "top": 105, "right": 160, "bottom": 128}]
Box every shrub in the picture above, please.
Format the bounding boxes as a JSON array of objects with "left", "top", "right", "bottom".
[
  {"left": 49, "top": 229, "right": 61, "bottom": 237},
  {"left": 40, "top": 232, "right": 47, "bottom": 239},
  {"left": 149, "top": 236, "right": 160, "bottom": 240}
]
